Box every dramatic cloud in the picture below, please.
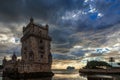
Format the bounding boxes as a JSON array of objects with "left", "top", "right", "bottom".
[{"left": 0, "top": 0, "right": 120, "bottom": 68}]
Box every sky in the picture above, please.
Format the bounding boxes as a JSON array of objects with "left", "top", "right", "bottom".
[{"left": 0, "top": 0, "right": 120, "bottom": 69}]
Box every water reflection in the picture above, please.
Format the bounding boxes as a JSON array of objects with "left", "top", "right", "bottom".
[
  {"left": 3, "top": 77, "right": 52, "bottom": 80},
  {"left": 2, "top": 74, "right": 120, "bottom": 80},
  {"left": 87, "top": 75, "right": 120, "bottom": 80},
  {"left": 2, "top": 74, "right": 87, "bottom": 80},
  {"left": 53, "top": 74, "right": 87, "bottom": 80}
]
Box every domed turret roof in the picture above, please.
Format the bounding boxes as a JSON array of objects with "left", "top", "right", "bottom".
[{"left": 12, "top": 52, "right": 17, "bottom": 60}]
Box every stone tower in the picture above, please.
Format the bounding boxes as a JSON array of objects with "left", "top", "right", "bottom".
[
  {"left": 3, "top": 18, "right": 53, "bottom": 78},
  {"left": 20, "top": 18, "right": 52, "bottom": 73}
]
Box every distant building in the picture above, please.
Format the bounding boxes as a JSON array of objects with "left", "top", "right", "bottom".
[
  {"left": 3, "top": 18, "right": 53, "bottom": 78},
  {"left": 67, "top": 66, "right": 75, "bottom": 70}
]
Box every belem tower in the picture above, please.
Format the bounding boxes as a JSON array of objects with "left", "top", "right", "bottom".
[{"left": 2, "top": 18, "right": 53, "bottom": 78}]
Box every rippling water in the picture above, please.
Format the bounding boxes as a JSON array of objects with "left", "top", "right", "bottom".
[{"left": 53, "top": 74, "right": 87, "bottom": 80}]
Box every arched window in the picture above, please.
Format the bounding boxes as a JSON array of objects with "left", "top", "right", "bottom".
[
  {"left": 29, "top": 51, "right": 34, "bottom": 61},
  {"left": 38, "top": 30, "right": 41, "bottom": 36},
  {"left": 39, "top": 39, "right": 44, "bottom": 51},
  {"left": 41, "top": 55, "right": 43, "bottom": 58},
  {"left": 40, "top": 39, "right": 43, "bottom": 43}
]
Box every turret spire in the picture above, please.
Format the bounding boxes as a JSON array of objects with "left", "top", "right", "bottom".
[
  {"left": 30, "top": 17, "right": 34, "bottom": 23},
  {"left": 12, "top": 52, "right": 17, "bottom": 61}
]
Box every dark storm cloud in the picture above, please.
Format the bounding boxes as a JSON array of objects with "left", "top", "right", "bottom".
[
  {"left": 0, "top": 0, "right": 119, "bottom": 28},
  {"left": 52, "top": 53, "right": 76, "bottom": 60},
  {"left": 0, "top": 0, "right": 85, "bottom": 23},
  {"left": 70, "top": 49, "right": 90, "bottom": 57}
]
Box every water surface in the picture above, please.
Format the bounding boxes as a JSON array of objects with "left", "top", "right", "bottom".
[{"left": 1, "top": 70, "right": 120, "bottom": 80}]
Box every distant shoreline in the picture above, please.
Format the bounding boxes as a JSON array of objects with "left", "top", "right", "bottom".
[
  {"left": 52, "top": 69, "right": 79, "bottom": 74},
  {"left": 79, "top": 69, "right": 120, "bottom": 74}
]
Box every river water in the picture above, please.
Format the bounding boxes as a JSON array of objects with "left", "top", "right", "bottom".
[
  {"left": 1, "top": 71, "right": 120, "bottom": 80},
  {"left": 1, "top": 74, "right": 87, "bottom": 80}
]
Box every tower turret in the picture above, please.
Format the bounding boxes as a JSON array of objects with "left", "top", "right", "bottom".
[
  {"left": 12, "top": 52, "right": 17, "bottom": 61},
  {"left": 3, "top": 56, "right": 7, "bottom": 66},
  {"left": 30, "top": 17, "right": 34, "bottom": 23}
]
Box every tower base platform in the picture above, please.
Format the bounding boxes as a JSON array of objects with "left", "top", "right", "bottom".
[{"left": 3, "top": 71, "right": 54, "bottom": 79}]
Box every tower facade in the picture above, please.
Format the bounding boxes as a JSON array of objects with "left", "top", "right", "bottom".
[
  {"left": 3, "top": 18, "right": 53, "bottom": 78},
  {"left": 20, "top": 18, "right": 52, "bottom": 73}
]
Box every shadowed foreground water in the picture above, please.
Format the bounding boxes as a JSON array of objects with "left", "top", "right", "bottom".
[
  {"left": 0, "top": 74, "right": 120, "bottom": 80},
  {"left": 1, "top": 74, "right": 120, "bottom": 80},
  {"left": 2, "top": 74, "right": 87, "bottom": 80},
  {"left": 1, "top": 70, "right": 120, "bottom": 80}
]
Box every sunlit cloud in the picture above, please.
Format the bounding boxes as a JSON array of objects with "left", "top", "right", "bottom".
[
  {"left": 52, "top": 60, "right": 85, "bottom": 69},
  {"left": 61, "top": 10, "right": 87, "bottom": 21},
  {"left": 97, "top": 13, "right": 104, "bottom": 18},
  {"left": 73, "top": 45, "right": 83, "bottom": 49}
]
